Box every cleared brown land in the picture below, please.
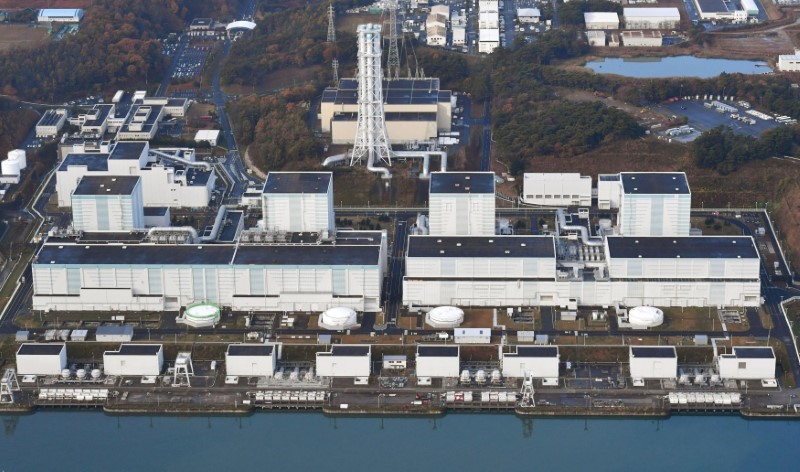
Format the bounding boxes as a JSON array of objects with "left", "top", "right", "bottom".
[{"left": 0, "top": 25, "right": 49, "bottom": 51}]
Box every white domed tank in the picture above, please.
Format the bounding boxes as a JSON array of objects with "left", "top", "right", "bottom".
[
  {"left": 61, "top": 369, "right": 71, "bottom": 380},
  {"left": 425, "top": 306, "right": 464, "bottom": 328},
  {"left": 318, "top": 307, "right": 359, "bottom": 330},
  {"left": 91, "top": 369, "right": 102, "bottom": 379},
  {"left": 305, "top": 368, "right": 315, "bottom": 381},
  {"left": 182, "top": 302, "right": 221, "bottom": 328},
  {"left": 8, "top": 149, "right": 26, "bottom": 170},
  {"left": 76, "top": 369, "right": 87, "bottom": 380},
  {"left": 491, "top": 369, "right": 502, "bottom": 383},
  {"left": 460, "top": 369, "right": 471, "bottom": 384},
  {"left": 1, "top": 158, "right": 19, "bottom": 176},
  {"left": 628, "top": 306, "right": 664, "bottom": 328},
  {"left": 475, "top": 369, "right": 487, "bottom": 385}
]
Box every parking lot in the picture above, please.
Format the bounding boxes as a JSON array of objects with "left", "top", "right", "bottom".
[
  {"left": 657, "top": 99, "right": 785, "bottom": 140},
  {"left": 172, "top": 45, "right": 210, "bottom": 80}
]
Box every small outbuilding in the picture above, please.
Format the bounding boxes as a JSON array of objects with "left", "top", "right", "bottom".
[
  {"left": 103, "top": 344, "right": 164, "bottom": 376},
  {"left": 194, "top": 129, "right": 221, "bottom": 147},
  {"left": 316, "top": 345, "right": 371, "bottom": 378},
  {"left": 16, "top": 343, "right": 67, "bottom": 376},
  {"left": 717, "top": 346, "right": 776, "bottom": 380},
  {"left": 382, "top": 355, "right": 408, "bottom": 370},
  {"left": 416, "top": 345, "right": 460, "bottom": 378},
  {"left": 629, "top": 346, "right": 677, "bottom": 380},
  {"left": 454, "top": 328, "right": 491, "bottom": 344},
  {"left": 502, "top": 346, "right": 560, "bottom": 378},
  {"left": 96, "top": 325, "right": 134, "bottom": 342},
  {"left": 225, "top": 343, "right": 279, "bottom": 377}
]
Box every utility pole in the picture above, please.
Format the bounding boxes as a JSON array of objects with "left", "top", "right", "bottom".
[{"left": 332, "top": 58, "right": 339, "bottom": 84}]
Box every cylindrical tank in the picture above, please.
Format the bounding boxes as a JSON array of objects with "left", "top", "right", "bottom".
[
  {"left": 1, "top": 159, "right": 20, "bottom": 176},
  {"left": 305, "top": 368, "right": 315, "bottom": 381},
  {"left": 491, "top": 369, "right": 502, "bottom": 383},
  {"left": 460, "top": 369, "right": 471, "bottom": 384},
  {"left": 61, "top": 369, "right": 71, "bottom": 380},
  {"left": 426, "top": 306, "right": 465, "bottom": 328},
  {"left": 76, "top": 369, "right": 87, "bottom": 380},
  {"left": 289, "top": 367, "right": 300, "bottom": 381},
  {"left": 475, "top": 369, "right": 487, "bottom": 384},
  {"left": 274, "top": 367, "right": 284, "bottom": 380},
  {"left": 91, "top": 369, "right": 102, "bottom": 379},
  {"left": 8, "top": 149, "right": 26, "bottom": 169}
]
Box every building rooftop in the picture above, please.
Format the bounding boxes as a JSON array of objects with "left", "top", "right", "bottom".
[
  {"left": 328, "top": 345, "right": 370, "bottom": 356},
  {"left": 217, "top": 211, "right": 243, "bottom": 243},
  {"left": 509, "top": 346, "right": 559, "bottom": 357},
  {"left": 17, "top": 343, "right": 65, "bottom": 355},
  {"left": 631, "top": 346, "right": 676, "bottom": 358},
  {"left": 606, "top": 236, "right": 759, "bottom": 259},
  {"left": 227, "top": 344, "right": 274, "bottom": 356},
  {"left": 322, "top": 78, "right": 447, "bottom": 106},
  {"left": 480, "top": 28, "right": 500, "bottom": 41},
  {"left": 184, "top": 167, "right": 213, "bottom": 187},
  {"left": 58, "top": 153, "right": 109, "bottom": 172},
  {"left": 143, "top": 207, "right": 169, "bottom": 216},
  {"left": 73, "top": 175, "right": 140, "bottom": 196},
  {"left": 517, "top": 8, "right": 541, "bottom": 17},
  {"left": 430, "top": 172, "right": 495, "bottom": 194},
  {"left": 263, "top": 172, "right": 331, "bottom": 194},
  {"left": 623, "top": 7, "right": 681, "bottom": 18},
  {"left": 96, "top": 325, "right": 134, "bottom": 336},
  {"left": 38, "top": 8, "right": 83, "bottom": 19},
  {"left": 731, "top": 347, "right": 775, "bottom": 359},
  {"left": 584, "top": 12, "right": 619, "bottom": 23},
  {"left": 695, "top": 0, "right": 729, "bottom": 14},
  {"left": 109, "top": 141, "right": 148, "bottom": 160},
  {"left": 620, "top": 172, "right": 689, "bottom": 195},
  {"left": 108, "top": 344, "right": 162, "bottom": 356},
  {"left": 407, "top": 235, "right": 555, "bottom": 259},
  {"left": 417, "top": 345, "right": 459, "bottom": 357},
  {"left": 37, "top": 109, "right": 66, "bottom": 127},
  {"left": 83, "top": 104, "right": 113, "bottom": 128}
]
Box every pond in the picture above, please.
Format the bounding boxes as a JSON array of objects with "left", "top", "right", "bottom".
[{"left": 585, "top": 56, "right": 771, "bottom": 78}]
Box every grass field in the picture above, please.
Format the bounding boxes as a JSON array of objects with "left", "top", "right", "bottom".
[{"left": 0, "top": 25, "right": 50, "bottom": 51}]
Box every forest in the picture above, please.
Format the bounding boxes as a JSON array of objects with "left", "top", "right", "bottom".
[{"left": 691, "top": 126, "right": 800, "bottom": 174}]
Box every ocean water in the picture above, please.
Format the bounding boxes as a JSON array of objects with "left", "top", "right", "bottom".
[
  {"left": 1, "top": 412, "right": 799, "bottom": 471},
  {"left": 585, "top": 56, "right": 769, "bottom": 78}
]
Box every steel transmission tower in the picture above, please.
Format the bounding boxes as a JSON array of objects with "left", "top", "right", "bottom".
[
  {"left": 332, "top": 58, "right": 339, "bottom": 83},
  {"left": 386, "top": 0, "right": 400, "bottom": 79},
  {"left": 327, "top": 2, "right": 336, "bottom": 43},
  {"left": 350, "top": 24, "right": 393, "bottom": 171}
]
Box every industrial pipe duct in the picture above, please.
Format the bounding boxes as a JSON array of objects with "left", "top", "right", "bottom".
[{"left": 556, "top": 208, "right": 604, "bottom": 247}]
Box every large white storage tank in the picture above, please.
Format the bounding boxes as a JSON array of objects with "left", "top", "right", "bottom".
[
  {"left": 425, "top": 306, "right": 465, "bottom": 328},
  {"left": 8, "top": 149, "right": 26, "bottom": 170},
  {"left": 1, "top": 158, "right": 20, "bottom": 176},
  {"left": 318, "top": 307, "right": 359, "bottom": 330},
  {"left": 628, "top": 306, "right": 664, "bottom": 328}
]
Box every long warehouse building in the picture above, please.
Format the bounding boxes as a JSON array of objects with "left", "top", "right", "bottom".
[{"left": 32, "top": 230, "right": 387, "bottom": 313}]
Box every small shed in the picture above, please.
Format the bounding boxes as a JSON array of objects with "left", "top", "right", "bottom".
[
  {"left": 70, "top": 329, "right": 88, "bottom": 342},
  {"left": 96, "top": 325, "right": 134, "bottom": 342},
  {"left": 382, "top": 355, "right": 408, "bottom": 370},
  {"left": 517, "top": 331, "right": 535, "bottom": 343},
  {"left": 16, "top": 343, "right": 67, "bottom": 376},
  {"left": 454, "top": 328, "right": 491, "bottom": 344},
  {"left": 15, "top": 330, "right": 30, "bottom": 342}
]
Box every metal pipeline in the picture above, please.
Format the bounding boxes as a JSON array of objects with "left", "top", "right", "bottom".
[
  {"left": 322, "top": 153, "right": 348, "bottom": 166},
  {"left": 150, "top": 149, "right": 212, "bottom": 171},
  {"left": 199, "top": 206, "right": 227, "bottom": 242},
  {"left": 145, "top": 226, "right": 199, "bottom": 243},
  {"left": 556, "top": 208, "right": 604, "bottom": 247},
  {"left": 393, "top": 150, "right": 447, "bottom": 178}
]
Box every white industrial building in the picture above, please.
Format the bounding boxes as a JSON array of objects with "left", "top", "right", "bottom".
[
  {"left": 454, "top": 328, "right": 491, "bottom": 344},
  {"left": 479, "top": 0, "right": 499, "bottom": 12},
  {"left": 382, "top": 355, "right": 408, "bottom": 370},
  {"left": 56, "top": 141, "right": 216, "bottom": 209},
  {"left": 620, "top": 30, "right": 663, "bottom": 47},
  {"left": 479, "top": 28, "right": 500, "bottom": 53},
  {"left": 71, "top": 176, "right": 145, "bottom": 232},
  {"left": 31, "top": 229, "right": 387, "bottom": 313},
  {"left": 261, "top": 172, "right": 334, "bottom": 233},
  {"left": 629, "top": 346, "right": 677, "bottom": 380},
  {"left": 103, "top": 344, "right": 164, "bottom": 376},
  {"left": 321, "top": 78, "right": 452, "bottom": 144},
  {"left": 522, "top": 173, "right": 592, "bottom": 207},
  {"left": 584, "top": 12, "right": 620, "bottom": 30},
  {"left": 778, "top": 50, "right": 800, "bottom": 72},
  {"left": 452, "top": 26, "right": 467, "bottom": 45},
  {"left": 316, "top": 345, "right": 371, "bottom": 378},
  {"left": 225, "top": 343, "right": 279, "bottom": 377},
  {"left": 415, "top": 345, "right": 460, "bottom": 378},
  {"left": 694, "top": 0, "right": 749, "bottom": 22},
  {"left": 141, "top": 97, "right": 190, "bottom": 118},
  {"left": 717, "top": 346, "right": 776, "bottom": 380},
  {"left": 194, "top": 130, "right": 221, "bottom": 147},
  {"left": 15, "top": 344, "right": 67, "bottom": 376},
  {"left": 427, "top": 25, "right": 447, "bottom": 45},
  {"left": 428, "top": 172, "right": 495, "bottom": 236},
  {"left": 502, "top": 346, "right": 560, "bottom": 378},
  {"left": 96, "top": 326, "right": 134, "bottom": 342},
  {"left": 598, "top": 172, "right": 691, "bottom": 236},
  {"left": 36, "top": 109, "right": 67, "bottom": 138},
  {"left": 38, "top": 8, "right": 84, "bottom": 23},
  {"left": 517, "top": 8, "right": 541, "bottom": 23},
  {"left": 623, "top": 8, "right": 681, "bottom": 30},
  {"left": 587, "top": 31, "right": 606, "bottom": 46},
  {"left": 479, "top": 11, "right": 500, "bottom": 28},
  {"left": 116, "top": 105, "right": 164, "bottom": 141}
]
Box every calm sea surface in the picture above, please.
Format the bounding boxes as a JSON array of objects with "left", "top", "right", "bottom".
[
  {"left": 1, "top": 412, "right": 799, "bottom": 471},
  {"left": 585, "top": 56, "right": 769, "bottom": 78}
]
